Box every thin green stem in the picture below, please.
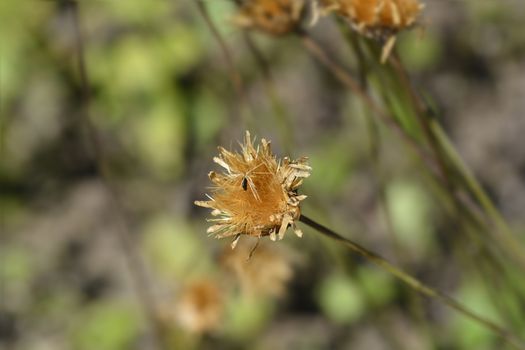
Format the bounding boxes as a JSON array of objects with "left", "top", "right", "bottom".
[
  {"left": 387, "top": 53, "right": 525, "bottom": 271},
  {"left": 301, "top": 29, "right": 525, "bottom": 273},
  {"left": 382, "top": 52, "right": 525, "bottom": 268},
  {"left": 299, "top": 32, "right": 441, "bottom": 179},
  {"left": 389, "top": 52, "right": 454, "bottom": 192},
  {"left": 241, "top": 32, "right": 295, "bottom": 154},
  {"left": 299, "top": 214, "right": 525, "bottom": 350},
  {"left": 431, "top": 121, "right": 525, "bottom": 270},
  {"left": 195, "top": 0, "right": 250, "bottom": 128}
]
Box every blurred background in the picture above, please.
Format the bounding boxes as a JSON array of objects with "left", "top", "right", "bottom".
[{"left": 1, "top": 0, "right": 525, "bottom": 349}]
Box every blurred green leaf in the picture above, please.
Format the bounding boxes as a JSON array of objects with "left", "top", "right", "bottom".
[
  {"left": 1, "top": 245, "right": 34, "bottom": 284},
  {"left": 70, "top": 302, "right": 140, "bottom": 350},
  {"left": 386, "top": 180, "right": 434, "bottom": 254},
  {"left": 398, "top": 30, "right": 442, "bottom": 71},
  {"left": 309, "top": 137, "right": 354, "bottom": 196},
  {"left": 357, "top": 266, "right": 395, "bottom": 308},
  {"left": 141, "top": 215, "right": 211, "bottom": 279},
  {"left": 317, "top": 273, "right": 365, "bottom": 324},
  {"left": 224, "top": 296, "right": 273, "bottom": 341},
  {"left": 163, "top": 24, "right": 204, "bottom": 76},
  {"left": 452, "top": 279, "right": 500, "bottom": 350},
  {"left": 193, "top": 89, "right": 226, "bottom": 151},
  {"left": 130, "top": 101, "right": 186, "bottom": 179}
]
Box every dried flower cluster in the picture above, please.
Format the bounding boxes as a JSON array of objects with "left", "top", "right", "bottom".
[
  {"left": 233, "top": 0, "right": 423, "bottom": 36},
  {"left": 195, "top": 131, "right": 310, "bottom": 248},
  {"left": 233, "top": 0, "right": 424, "bottom": 61},
  {"left": 233, "top": 0, "right": 305, "bottom": 35}
]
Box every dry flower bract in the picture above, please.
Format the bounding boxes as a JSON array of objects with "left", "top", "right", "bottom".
[
  {"left": 233, "top": 0, "right": 306, "bottom": 35},
  {"left": 195, "top": 131, "right": 310, "bottom": 248}
]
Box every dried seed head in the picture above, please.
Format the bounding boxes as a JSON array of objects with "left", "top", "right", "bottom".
[
  {"left": 175, "top": 279, "right": 224, "bottom": 333},
  {"left": 322, "top": 0, "right": 423, "bottom": 33},
  {"left": 319, "top": 0, "right": 424, "bottom": 61},
  {"left": 195, "top": 131, "right": 310, "bottom": 247},
  {"left": 221, "top": 240, "right": 295, "bottom": 298},
  {"left": 233, "top": 0, "right": 306, "bottom": 35}
]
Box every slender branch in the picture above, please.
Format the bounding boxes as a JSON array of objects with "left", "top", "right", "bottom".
[
  {"left": 388, "top": 53, "right": 525, "bottom": 271},
  {"left": 300, "top": 30, "right": 525, "bottom": 272},
  {"left": 389, "top": 52, "right": 454, "bottom": 191},
  {"left": 240, "top": 32, "right": 295, "bottom": 153},
  {"left": 69, "top": 3, "right": 167, "bottom": 350},
  {"left": 298, "top": 32, "right": 441, "bottom": 179},
  {"left": 299, "top": 214, "right": 525, "bottom": 350},
  {"left": 432, "top": 122, "right": 525, "bottom": 270},
  {"left": 195, "top": 0, "right": 248, "bottom": 127},
  {"left": 195, "top": 0, "right": 242, "bottom": 94}
]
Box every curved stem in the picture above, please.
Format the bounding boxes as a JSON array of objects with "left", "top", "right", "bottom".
[{"left": 299, "top": 214, "right": 525, "bottom": 350}]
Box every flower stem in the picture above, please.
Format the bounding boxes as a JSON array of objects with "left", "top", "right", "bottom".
[{"left": 299, "top": 214, "right": 525, "bottom": 350}]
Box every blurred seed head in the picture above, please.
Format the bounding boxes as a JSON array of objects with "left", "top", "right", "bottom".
[
  {"left": 321, "top": 0, "right": 424, "bottom": 35},
  {"left": 175, "top": 279, "right": 224, "bottom": 334},
  {"left": 233, "top": 0, "right": 306, "bottom": 35},
  {"left": 319, "top": 0, "right": 424, "bottom": 61},
  {"left": 221, "top": 239, "right": 295, "bottom": 298},
  {"left": 195, "top": 131, "right": 310, "bottom": 249}
]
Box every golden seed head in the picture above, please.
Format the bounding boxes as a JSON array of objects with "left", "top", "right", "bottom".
[
  {"left": 321, "top": 0, "right": 424, "bottom": 36},
  {"left": 195, "top": 131, "right": 310, "bottom": 247},
  {"left": 233, "top": 0, "right": 306, "bottom": 36}
]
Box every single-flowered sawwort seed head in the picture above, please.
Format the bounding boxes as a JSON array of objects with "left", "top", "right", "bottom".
[
  {"left": 317, "top": 0, "right": 425, "bottom": 62},
  {"left": 319, "top": 0, "right": 424, "bottom": 32},
  {"left": 233, "top": 0, "right": 306, "bottom": 35},
  {"left": 195, "top": 131, "right": 311, "bottom": 249}
]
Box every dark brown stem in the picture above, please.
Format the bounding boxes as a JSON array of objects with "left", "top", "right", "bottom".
[
  {"left": 69, "top": 3, "right": 167, "bottom": 350},
  {"left": 299, "top": 214, "right": 525, "bottom": 350}
]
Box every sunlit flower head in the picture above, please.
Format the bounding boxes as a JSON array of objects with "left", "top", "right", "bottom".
[{"left": 195, "top": 131, "right": 310, "bottom": 249}]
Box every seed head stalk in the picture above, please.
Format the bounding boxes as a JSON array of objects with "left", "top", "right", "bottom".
[{"left": 299, "top": 214, "right": 525, "bottom": 350}]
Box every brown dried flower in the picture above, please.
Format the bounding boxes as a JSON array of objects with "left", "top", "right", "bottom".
[
  {"left": 322, "top": 0, "right": 423, "bottom": 32},
  {"left": 175, "top": 279, "right": 224, "bottom": 334},
  {"left": 233, "top": 0, "right": 305, "bottom": 35},
  {"left": 195, "top": 131, "right": 310, "bottom": 249},
  {"left": 221, "top": 239, "right": 295, "bottom": 297},
  {"left": 319, "top": 0, "right": 424, "bottom": 61}
]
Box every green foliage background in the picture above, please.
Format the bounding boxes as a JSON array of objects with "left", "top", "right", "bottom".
[{"left": 1, "top": 0, "right": 525, "bottom": 349}]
